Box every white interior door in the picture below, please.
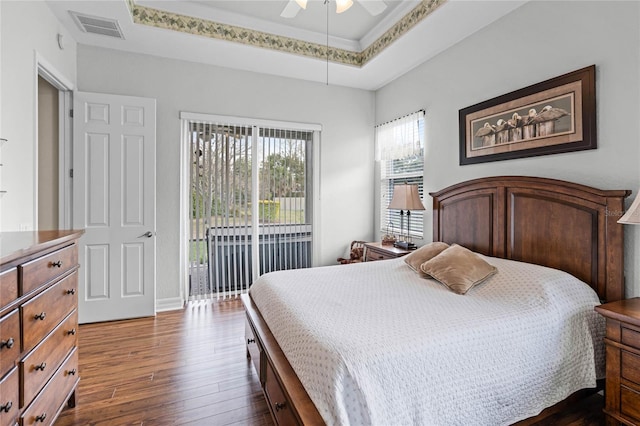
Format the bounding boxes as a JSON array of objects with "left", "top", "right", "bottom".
[{"left": 73, "top": 91, "right": 156, "bottom": 323}]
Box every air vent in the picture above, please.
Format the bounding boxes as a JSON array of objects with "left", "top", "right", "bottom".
[{"left": 70, "top": 11, "right": 125, "bottom": 39}]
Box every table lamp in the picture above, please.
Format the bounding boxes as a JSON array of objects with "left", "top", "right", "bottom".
[
  {"left": 387, "top": 183, "right": 425, "bottom": 250},
  {"left": 618, "top": 192, "right": 640, "bottom": 224}
]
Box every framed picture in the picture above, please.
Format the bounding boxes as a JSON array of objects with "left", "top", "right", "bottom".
[{"left": 459, "top": 65, "right": 596, "bottom": 165}]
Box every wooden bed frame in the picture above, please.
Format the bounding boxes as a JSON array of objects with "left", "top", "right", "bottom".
[{"left": 242, "top": 176, "right": 631, "bottom": 425}]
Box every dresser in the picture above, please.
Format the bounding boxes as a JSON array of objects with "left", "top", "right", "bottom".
[
  {"left": 0, "top": 230, "right": 83, "bottom": 426},
  {"left": 595, "top": 298, "right": 640, "bottom": 426},
  {"left": 364, "top": 242, "right": 412, "bottom": 262}
]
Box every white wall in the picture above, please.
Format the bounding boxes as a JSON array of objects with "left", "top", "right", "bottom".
[
  {"left": 7, "top": 0, "right": 635, "bottom": 304},
  {"left": 0, "top": 4, "right": 3, "bottom": 217},
  {"left": 0, "top": 1, "right": 77, "bottom": 231},
  {"left": 375, "top": 1, "right": 640, "bottom": 297},
  {"left": 76, "top": 45, "right": 375, "bottom": 304}
]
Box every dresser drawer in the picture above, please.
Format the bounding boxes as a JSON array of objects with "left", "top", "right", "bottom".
[
  {"left": 245, "top": 318, "right": 264, "bottom": 384},
  {"left": 0, "top": 310, "right": 20, "bottom": 375},
  {"left": 21, "top": 348, "right": 78, "bottom": 426},
  {"left": 621, "top": 350, "right": 640, "bottom": 385},
  {"left": 0, "top": 269, "right": 18, "bottom": 308},
  {"left": 621, "top": 385, "right": 640, "bottom": 423},
  {"left": 21, "top": 272, "right": 77, "bottom": 352},
  {"left": 265, "top": 361, "right": 298, "bottom": 426},
  {"left": 20, "top": 244, "right": 77, "bottom": 295},
  {"left": 0, "top": 367, "right": 19, "bottom": 426},
  {"left": 21, "top": 310, "right": 78, "bottom": 406}
]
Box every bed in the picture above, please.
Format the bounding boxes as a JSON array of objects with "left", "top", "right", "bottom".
[{"left": 241, "top": 176, "right": 630, "bottom": 425}]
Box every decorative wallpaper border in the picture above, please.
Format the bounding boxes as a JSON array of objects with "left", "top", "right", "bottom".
[
  {"left": 127, "top": 0, "right": 447, "bottom": 67},
  {"left": 361, "top": 0, "right": 446, "bottom": 66}
]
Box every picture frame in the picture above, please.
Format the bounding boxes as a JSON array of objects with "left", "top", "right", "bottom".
[{"left": 459, "top": 65, "right": 596, "bottom": 165}]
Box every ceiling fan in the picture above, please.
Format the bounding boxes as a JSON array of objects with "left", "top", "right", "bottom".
[{"left": 280, "top": 0, "right": 388, "bottom": 18}]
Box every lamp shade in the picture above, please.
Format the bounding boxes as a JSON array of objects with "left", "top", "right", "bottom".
[
  {"left": 335, "top": 0, "right": 353, "bottom": 13},
  {"left": 619, "top": 190, "right": 640, "bottom": 224},
  {"left": 388, "top": 183, "right": 425, "bottom": 211}
]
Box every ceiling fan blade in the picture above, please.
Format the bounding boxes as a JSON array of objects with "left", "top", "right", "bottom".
[
  {"left": 280, "top": 1, "right": 301, "bottom": 18},
  {"left": 358, "top": 0, "right": 387, "bottom": 16}
]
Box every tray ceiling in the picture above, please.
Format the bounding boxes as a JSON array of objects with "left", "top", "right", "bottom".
[{"left": 46, "top": 0, "right": 528, "bottom": 90}]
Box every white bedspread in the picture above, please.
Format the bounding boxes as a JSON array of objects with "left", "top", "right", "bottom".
[{"left": 249, "top": 255, "right": 605, "bottom": 426}]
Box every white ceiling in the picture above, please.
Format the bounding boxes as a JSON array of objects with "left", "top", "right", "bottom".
[
  {"left": 187, "top": 0, "right": 411, "bottom": 42},
  {"left": 46, "top": 0, "right": 528, "bottom": 90}
]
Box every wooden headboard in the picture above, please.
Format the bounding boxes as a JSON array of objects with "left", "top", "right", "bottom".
[{"left": 430, "top": 176, "right": 630, "bottom": 302}]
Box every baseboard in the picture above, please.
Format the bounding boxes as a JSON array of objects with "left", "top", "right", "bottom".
[{"left": 156, "top": 297, "right": 185, "bottom": 312}]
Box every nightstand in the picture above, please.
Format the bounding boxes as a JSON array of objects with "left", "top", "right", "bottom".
[
  {"left": 595, "top": 298, "right": 640, "bottom": 426},
  {"left": 364, "top": 242, "right": 412, "bottom": 262}
]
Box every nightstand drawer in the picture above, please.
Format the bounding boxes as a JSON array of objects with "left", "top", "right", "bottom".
[
  {"left": 364, "top": 242, "right": 411, "bottom": 262},
  {"left": 622, "top": 326, "right": 640, "bottom": 349},
  {"left": 621, "top": 385, "right": 640, "bottom": 422},
  {"left": 622, "top": 350, "right": 640, "bottom": 385},
  {"left": 596, "top": 298, "right": 640, "bottom": 426},
  {"left": 365, "top": 248, "right": 392, "bottom": 261}
]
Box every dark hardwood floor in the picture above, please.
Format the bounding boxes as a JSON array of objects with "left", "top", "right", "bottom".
[
  {"left": 55, "top": 299, "right": 605, "bottom": 426},
  {"left": 56, "top": 299, "right": 273, "bottom": 426}
]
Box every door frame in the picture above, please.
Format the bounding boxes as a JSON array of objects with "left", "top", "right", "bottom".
[
  {"left": 178, "top": 112, "right": 322, "bottom": 304},
  {"left": 35, "top": 52, "right": 74, "bottom": 230}
]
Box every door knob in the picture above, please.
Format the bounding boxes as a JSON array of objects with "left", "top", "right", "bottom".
[{"left": 138, "top": 231, "right": 154, "bottom": 238}]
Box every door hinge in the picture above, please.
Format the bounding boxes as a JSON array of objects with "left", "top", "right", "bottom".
[
  {"left": 69, "top": 109, "right": 74, "bottom": 118},
  {"left": 69, "top": 169, "right": 74, "bottom": 178}
]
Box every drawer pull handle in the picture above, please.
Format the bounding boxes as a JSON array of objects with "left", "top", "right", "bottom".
[
  {"left": 275, "top": 402, "right": 286, "bottom": 412},
  {"left": 35, "top": 362, "right": 47, "bottom": 371},
  {"left": 0, "top": 337, "right": 14, "bottom": 349},
  {"left": 68, "top": 328, "right": 77, "bottom": 335},
  {"left": 0, "top": 401, "right": 12, "bottom": 413},
  {"left": 35, "top": 413, "right": 47, "bottom": 422},
  {"left": 66, "top": 288, "right": 76, "bottom": 295},
  {"left": 68, "top": 368, "right": 77, "bottom": 376},
  {"left": 50, "top": 260, "right": 63, "bottom": 268},
  {"left": 247, "top": 338, "right": 256, "bottom": 344},
  {"left": 34, "top": 312, "right": 46, "bottom": 321}
]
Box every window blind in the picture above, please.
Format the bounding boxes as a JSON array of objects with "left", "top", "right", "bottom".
[{"left": 376, "top": 111, "right": 425, "bottom": 238}]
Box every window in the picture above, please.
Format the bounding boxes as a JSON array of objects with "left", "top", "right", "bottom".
[{"left": 376, "top": 111, "right": 425, "bottom": 239}]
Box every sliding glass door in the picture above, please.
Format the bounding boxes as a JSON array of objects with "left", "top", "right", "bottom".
[{"left": 183, "top": 115, "right": 317, "bottom": 300}]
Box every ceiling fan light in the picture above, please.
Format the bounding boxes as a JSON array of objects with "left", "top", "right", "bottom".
[
  {"left": 295, "top": 0, "right": 308, "bottom": 9},
  {"left": 335, "top": 0, "right": 353, "bottom": 13}
]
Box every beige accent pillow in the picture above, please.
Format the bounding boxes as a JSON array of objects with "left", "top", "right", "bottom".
[
  {"left": 404, "top": 242, "right": 450, "bottom": 275},
  {"left": 419, "top": 244, "right": 497, "bottom": 295}
]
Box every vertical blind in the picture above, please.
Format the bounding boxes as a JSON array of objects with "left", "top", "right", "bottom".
[
  {"left": 187, "top": 119, "right": 314, "bottom": 300},
  {"left": 376, "top": 110, "right": 425, "bottom": 238},
  {"left": 258, "top": 128, "right": 313, "bottom": 275}
]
